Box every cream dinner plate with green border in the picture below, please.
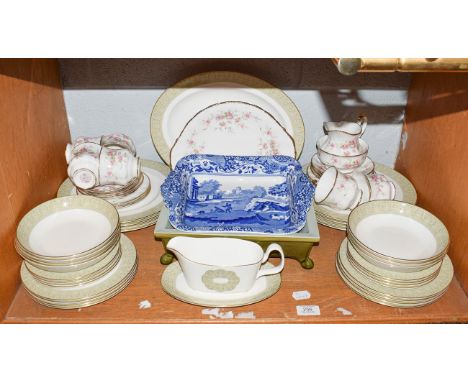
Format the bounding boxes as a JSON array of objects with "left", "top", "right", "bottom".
[
  {"left": 150, "top": 71, "right": 305, "bottom": 164},
  {"left": 161, "top": 261, "right": 281, "bottom": 308},
  {"left": 335, "top": 239, "right": 453, "bottom": 308},
  {"left": 21, "top": 234, "right": 137, "bottom": 309}
]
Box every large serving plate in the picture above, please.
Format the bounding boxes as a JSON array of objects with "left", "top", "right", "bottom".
[
  {"left": 170, "top": 101, "right": 296, "bottom": 169},
  {"left": 161, "top": 155, "right": 314, "bottom": 234},
  {"left": 150, "top": 71, "right": 305, "bottom": 164}
]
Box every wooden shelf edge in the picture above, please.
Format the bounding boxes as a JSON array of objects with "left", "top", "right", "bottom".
[{"left": 3, "top": 226, "right": 468, "bottom": 324}]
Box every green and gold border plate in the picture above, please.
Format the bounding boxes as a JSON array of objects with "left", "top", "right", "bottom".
[
  {"left": 150, "top": 71, "right": 305, "bottom": 164},
  {"left": 161, "top": 261, "right": 281, "bottom": 308}
]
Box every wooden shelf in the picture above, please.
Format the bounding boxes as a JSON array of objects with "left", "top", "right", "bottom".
[{"left": 4, "top": 225, "right": 468, "bottom": 323}]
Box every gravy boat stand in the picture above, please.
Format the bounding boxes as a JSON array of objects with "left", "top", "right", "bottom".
[{"left": 154, "top": 206, "right": 320, "bottom": 269}]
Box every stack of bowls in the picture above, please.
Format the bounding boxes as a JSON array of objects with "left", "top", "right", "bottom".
[
  {"left": 336, "top": 200, "right": 454, "bottom": 308},
  {"left": 15, "top": 195, "right": 138, "bottom": 309}
]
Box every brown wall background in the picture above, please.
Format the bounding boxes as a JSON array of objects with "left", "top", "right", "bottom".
[
  {"left": 0, "top": 59, "right": 70, "bottom": 318},
  {"left": 396, "top": 73, "right": 468, "bottom": 293}
]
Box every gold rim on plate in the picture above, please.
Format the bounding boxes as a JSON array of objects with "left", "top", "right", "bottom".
[
  {"left": 335, "top": 239, "right": 453, "bottom": 308},
  {"left": 161, "top": 261, "right": 281, "bottom": 308},
  {"left": 150, "top": 71, "right": 305, "bottom": 164},
  {"left": 57, "top": 159, "right": 169, "bottom": 232},
  {"left": 21, "top": 234, "right": 138, "bottom": 309}
]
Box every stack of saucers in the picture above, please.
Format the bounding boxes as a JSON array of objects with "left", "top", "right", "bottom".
[
  {"left": 336, "top": 200, "right": 454, "bottom": 308},
  {"left": 77, "top": 171, "right": 150, "bottom": 208},
  {"left": 57, "top": 160, "right": 168, "bottom": 232},
  {"left": 15, "top": 195, "right": 138, "bottom": 309}
]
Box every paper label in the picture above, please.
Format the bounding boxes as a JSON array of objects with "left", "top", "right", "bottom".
[
  {"left": 336, "top": 307, "right": 352, "bottom": 316},
  {"left": 292, "top": 290, "right": 311, "bottom": 300},
  {"left": 139, "top": 300, "right": 152, "bottom": 309},
  {"left": 296, "top": 305, "right": 321, "bottom": 316},
  {"left": 235, "top": 311, "right": 256, "bottom": 319}
]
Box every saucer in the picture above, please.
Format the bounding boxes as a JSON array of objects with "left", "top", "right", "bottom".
[
  {"left": 310, "top": 163, "right": 417, "bottom": 231},
  {"left": 161, "top": 261, "right": 281, "bottom": 307},
  {"left": 58, "top": 159, "right": 169, "bottom": 231},
  {"left": 336, "top": 238, "right": 453, "bottom": 308},
  {"left": 21, "top": 234, "right": 137, "bottom": 309}
]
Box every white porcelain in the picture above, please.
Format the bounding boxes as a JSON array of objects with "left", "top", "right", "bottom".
[
  {"left": 368, "top": 171, "right": 396, "bottom": 200},
  {"left": 310, "top": 153, "right": 375, "bottom": 178},
  {"left": 106, "top": 173, "right": 151, "bottom": 205},
  {"left": 357, "top": 157, "right": 375, "bottom": 175},
  {"left": 315, "top": 167, "right": 360, "bottom": 210},
  {"left": 66, "top": 134, "right": 137, "bottom": 165},
  {"left": 74, "top": 134, "right": 136, "bottom": 154},
  {"left": 99, "top": 147, "right": 140, "bottom": 186},
  {"left": 67, "top": 155, "right": 99, "bottom": 189},
  {"left": 351, "top": 171, "right": 371, "bottom": 204},
  {"left": 166, "top": 237, "right": 285, "bottom": 294},
  {"left": 28, "top": 209, "right": 113, "bottom": 257},
  {"left": 150, "top": 71, "right": 305, "bottom": 164},
  {"left": 161, "top": 261, "right": 281, "bottom": 307},
  {"left": 169, "top": 101, "right": 296, "bottom": 169},
  {"left": 63, "top": 163, "right": 165, "bottom": 218},
  {"left": 317, "top": 135, "right": 368, "bottom": 173},
  {"left": 355, "top": 214, "right": 438, "bottom": 261},
  {"left": 310, "top": 153, "right": 328, "bottom": 175},
  {"left": 74, "top": 136, "right": 101, "bottom": 146},
  {"left": 321, "top": 116, "right": 367, "bottom": 156},
  {"left": 100, "top": 133, "right": 136, "bottom": 154}
]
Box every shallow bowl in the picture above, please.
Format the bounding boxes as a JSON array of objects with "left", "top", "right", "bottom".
[
  {"left": 16, "top": 195, "right": 120, "bottom": 261},
  {"left": 347, "top": 200, "right": 449, "bottom": 269}
]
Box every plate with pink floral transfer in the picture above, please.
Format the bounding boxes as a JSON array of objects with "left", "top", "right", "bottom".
[
  {"left": 150, "top": 71, "right": 305, "bottom": 165},
  {"left": 169, "top": 101, "right": 296, "bottom": 169}
]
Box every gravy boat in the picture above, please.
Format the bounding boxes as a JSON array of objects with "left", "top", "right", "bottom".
[{"left": 166, "top": 237, "right": 285, "bottom": 293}]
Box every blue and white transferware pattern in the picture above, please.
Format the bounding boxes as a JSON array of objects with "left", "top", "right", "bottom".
[{"left": 161, "top": 154, "right": 315, "bottom": 234}]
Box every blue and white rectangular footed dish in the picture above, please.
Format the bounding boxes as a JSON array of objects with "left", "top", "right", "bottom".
[{"left": 161, "top": 154, "right": 315, "bottom": 234}]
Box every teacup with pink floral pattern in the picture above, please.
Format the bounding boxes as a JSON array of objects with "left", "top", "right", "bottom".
[
  {"left": 67, "top": 154, "right": 99, "bottom": 189},
  {"left": 316, "top": 135, "right": 368, "bottom": 174},
  {"left": 368, "top": 171, "right": 396, "bottom": 200},
  {"left": 99, "top": 147, "right": 140, "bottom": 186},
  {"left": 315, "top": 167, "right": 361, "bottom": 210}
]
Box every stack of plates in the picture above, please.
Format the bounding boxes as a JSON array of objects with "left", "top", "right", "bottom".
[
  {"left": 16, "top": 196, "right": 137, "bottom": 309},
  {"left": 150, "top": 71, "right": 306, "bottom": 166},
  {"left": 336, "top": 200, "right": 453, "bottom": 308},
  {"left": 306, "top": 163, "right": 417, "bottom": 230},
  {"left": 57, "top": 160, "right": 169, "bottom": 232},
  {"left": 78, "top": 171, "right": 151, "bottom": 209}
]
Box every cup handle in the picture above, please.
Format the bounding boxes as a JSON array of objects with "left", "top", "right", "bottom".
[
  {"left": 65, "top": 144, "right": 73, "bottom": 164},
  {"left": 357, "top": 115, "right": 368, "bottom": 136},
  {"left": 256, "top": 243, "right": 285, "bottom": 279}
]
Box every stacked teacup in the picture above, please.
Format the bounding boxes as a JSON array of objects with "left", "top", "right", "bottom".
[
  {"left": 311, "top": 116, "right": 396, "bottom": 212},
  {"left": 66, "top": 134, "right": 150, "bottom": 209},
  {"left": 15, "top": 196, "right": 138, "bottom": 309}
]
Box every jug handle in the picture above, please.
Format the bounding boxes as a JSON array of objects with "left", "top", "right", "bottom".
[
  {"left": 357, "top": 115, "right": 368, "bottom": 136},
  {"left": 256, "top": 243, "right": 285, "bottom": 279}
]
